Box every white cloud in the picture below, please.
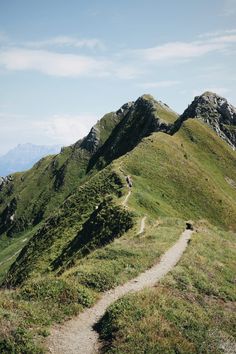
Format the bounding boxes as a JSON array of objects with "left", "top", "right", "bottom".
[
  {"left": 24, "top": 36, "right": 105, "bottom": 50},
  {"left": 198, "top": 29, "right": 236, "bottom": 38},
  {"left": 0, "top": 113, "right": 98, "bottom": 154},
  {"left": 223, "top": 0, "right": 236, "bottom": 16},
  {"left": 138, "top": 80, "right": 180, "bottom": 89},
  {"left": 0, "top": 48, "right": 111, "bottom": 77},
  {"left": 34, "top": 114, "right": 98, "bottom": 145},
  {"left": 0, "top": 47, "right": 143, "bottom": 79},
  {"left": 134, "top": 32, "right": 236, "bottom": 62},
  {"left": 136, "top": 41, "right": 223, "bottom": 62},
  {"left": 0, "top": 31, "right": 235, "bottom": 79}
]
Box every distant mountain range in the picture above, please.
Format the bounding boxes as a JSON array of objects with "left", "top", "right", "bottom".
[{"left": 0, "top": 143, "right": 61, "bottom": 176}]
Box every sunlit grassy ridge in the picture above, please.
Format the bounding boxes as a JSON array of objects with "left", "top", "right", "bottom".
[
  {"left": 97, "top": 224, "right": 236, "bottom": 353},
  {"left": 120, "top": 119, "right": 236, "bottom": 228},
  {"left": 0, "top": 93, "right": 235, "bottom": 352}
]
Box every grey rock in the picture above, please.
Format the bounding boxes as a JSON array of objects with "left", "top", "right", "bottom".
[
  {"left": 175, "top": 91, "right": 236, "bottom": 149},
  {"left": 80, "top": 126, "right": 101, "bottom": 153}
]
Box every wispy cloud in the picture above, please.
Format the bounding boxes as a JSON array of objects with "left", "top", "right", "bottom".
[
  {"left": 223, "top": 0, "right": 236, "bottom": 16},
  {"left": 0, "top": 48, "right": 111, "bottom": 77},
  {"left": 34, "top": 114, "right": 98, "bottom": 144},
  {"left": 0, "top": 47, "right": 142, "bottom": 79},
  {"left": 198, "top": 28, "right": 236, "bottom": 38},
  {"left": 0, "top": 30, "right": 235, "bottom": 79},
  {"left": 137, "top": 80, "right": 180, "bottom": 89},
  {"left": 135, "top": 33, "right": 236, "bottom": 62},
  {"left": 24, "top": 36, "right": 105, "bottom": 50},
  {"left": 0, "top": 112, "right": 98, "bottom": 154}
]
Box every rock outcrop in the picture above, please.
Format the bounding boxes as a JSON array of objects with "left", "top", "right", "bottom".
[
  {"left": 0, "top": 176, "right": 13, "bottom": 191},
  {"left": 174, "top": 92, "right": 236, "bottom": 149}
]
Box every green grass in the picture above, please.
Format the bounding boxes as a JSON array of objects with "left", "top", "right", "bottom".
[
  {"left": 98, "top": 223, "right": 236, "bottom": 353},
  {"left": 0, "top": 111, "right": 122, "bottom": 238},
  {"left": 0, "top": 218, "right": 185, "bottom": 352},
  {"left": 0, "top": 226, "right": 42, "bottom": 283},
  {"left": 0, "top": 96, "right": 235, "bottom": 352},
  {"left": 117, "top": 119, "right": 236, "bottom": 230}
]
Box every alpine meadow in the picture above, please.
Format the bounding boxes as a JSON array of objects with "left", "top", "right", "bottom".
[
  {"left": 0, "top": 1, "right": 236, "bottom": 353},
  {"left": 0, "top": 91, "right": 235, "bottom": 353}
]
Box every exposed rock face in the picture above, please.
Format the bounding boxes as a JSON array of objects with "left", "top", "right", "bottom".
[
  {"left": 87, "top": 94, "right": 174, "bottom": 171},
  {"left": 0, "top": 176, "right": 13, "bottom": 191},
  {"left": 116, "top": 102, "right": 134, "bottom": 116},
  {"left": 179, "top": 92, "right": 236, "bottom": 149},
  {"left": 0, "top": 197, "right": 17, "bottom": 235},
  {"left": 80, "top": 126, "right": 101, "bottom": 153}
]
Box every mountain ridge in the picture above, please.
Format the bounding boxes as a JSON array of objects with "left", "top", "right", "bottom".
[{"left": 0, "top": 91, "right": 235, "bottom": 353}]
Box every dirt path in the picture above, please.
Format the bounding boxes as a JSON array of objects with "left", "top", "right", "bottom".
[
  {"left": 47, "top": 228, "right": 193, "bottom": 354},
  {"left": 138, "top": 216, "right": 146, "bottom": 234},
  {"left": 122, "top": 190, "right": 131, "bottom": 207}
]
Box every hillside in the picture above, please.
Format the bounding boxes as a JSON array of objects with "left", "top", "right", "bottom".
[
  {"left": 0, "top": 143, "right": 61, "bottom": 177},
  {"left": 0, "top": 92, "right": 235, "bottom": 353},
  {"left": 0, "top": 110, "right": 123, "bottom": 237}
]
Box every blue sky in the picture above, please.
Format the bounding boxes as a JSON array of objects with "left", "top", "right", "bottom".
[{"left": 0, "top": 0, "right": 236, "bottom": 154}]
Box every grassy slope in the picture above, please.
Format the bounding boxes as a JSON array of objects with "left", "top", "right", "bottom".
[
  {"left": 98, "top": 223, "right": 236, "bottom": 354},
  {"left": 0, "top": 112, "right": 120, "bottom": 237},
  {"left": 0, "top": 219, "right": 184, "bottom": 353},
  {"left": 119, "top": 119, "right": 236, "bottom": 229},
  {"left": 0, "top": 100, "right": 235, "bottom": 352}
]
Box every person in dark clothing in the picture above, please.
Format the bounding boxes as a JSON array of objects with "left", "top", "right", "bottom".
[{"left": 126, "top": 175, "right": 133, "bottom": 188}]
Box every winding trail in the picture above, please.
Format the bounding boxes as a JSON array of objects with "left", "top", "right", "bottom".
[
  {"left": 138, "top": 216, "right": 146, "bottom": 234},
  {"left": 47, "top": 228, "right": 193, "bottom": 354},
  {"left": 122, "top": 190, "right": 131, "bottom": 207}
]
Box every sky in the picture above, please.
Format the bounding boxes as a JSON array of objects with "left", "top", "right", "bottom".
[{"left": 0, "top": 0, "right": 236, "bottom": 154}]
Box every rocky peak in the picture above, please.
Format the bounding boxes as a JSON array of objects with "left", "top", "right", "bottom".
[
  {"left": 180, "top": 91, "right": 236, "bottom": 149},
  {"left": 116, "top": 101, "right": 134, "bottom": 116},
  {"left": 0, "top": 175, "right": 13, "bottom": 191},
  {"left": 80, "top": 125, "right": 100, "bottom": 154}
]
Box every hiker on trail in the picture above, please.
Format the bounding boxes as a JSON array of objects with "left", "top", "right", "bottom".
[{"left": 126, "top": 175, "right": 133, "bottom": 188}]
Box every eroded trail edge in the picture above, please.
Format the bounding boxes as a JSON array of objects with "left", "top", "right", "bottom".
[{"left": 47, "top": 229, "right": 193, "bottom": 354}]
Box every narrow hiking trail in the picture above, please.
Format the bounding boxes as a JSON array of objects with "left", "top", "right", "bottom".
[
  {"left": 47, "top": 228, "right": 193, "bottom": 354},
  {"left": 138, "top": 216, "right": 146, "bottom": 234},
  {"left": 122, "top": 189, "right": 131, "bottom": 207}
]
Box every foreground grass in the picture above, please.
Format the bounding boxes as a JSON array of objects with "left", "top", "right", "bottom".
[
  {"left": 98, "top": 223, "right": 236, "bottom": 353},
  {"left": 0, "top": 218, "right": 184, "bottom": 353}
]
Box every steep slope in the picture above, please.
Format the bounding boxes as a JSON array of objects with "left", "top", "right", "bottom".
[
  {"left": 0, "top": 111, "right": 123, "bottom": 238},
  {"left": 0, "top": 92, "right": 236, "bottom": 353},
  {"left": 0, "top": 96, "right": 176, "bottom": 240},
  {"left": 0, "top": 143, "right": 61, "bottom": 177},
  {"left": 173, "top": 91, "right": 236, "bottom": 149},
  {"left": 3, "top": 105, "right": 236, "bottom": 288},
  {"left": 119, "top": 118, "right": 236, "bottom": 229},
  {"left": 88, "top": 95, "right": 178, "bottom": 171}
]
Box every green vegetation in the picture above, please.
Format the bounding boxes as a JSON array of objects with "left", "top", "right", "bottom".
[
  {"left": 0, "top": 219, "right": 184, "bottom": 352},
  {"left": 3, "top": 167, "right": 126, "bottom": 287},
  {"left": 0, "top": 111, "right": 122, "bottom": 238},
  {"left": 98, "top": 224, "right": 236, "bottom": 353},
  {"left": 0, "top": 93, "right": 235, "bottom": 352},
  {"left": 120, "top": 119, "right": 236, "bottom": 229}
]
